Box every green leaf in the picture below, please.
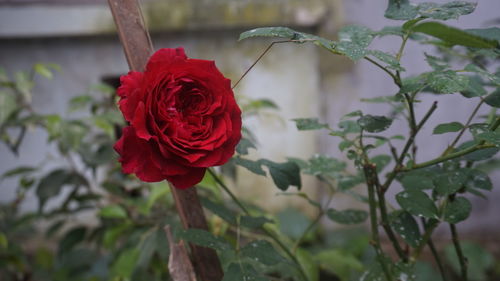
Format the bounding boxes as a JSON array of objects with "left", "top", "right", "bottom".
[
  {"left": 466, "top": 27, "right": 500, "bottom": 42},
  {"left": 222, "top": 263, "right": 268, "bottom": 281},
  {"left": 304, "top": 154, "right": 346, "bottom": 176},
  {"left": 0, "top": 91, "right": 17, "bottom": 126},
  {"left": 33, "top": 63, "right": 56, "bottom": 79},
  {"left": 314, "top": 249, "right": 364, "bottom": 279},
  {"left": 292, "top": 118, "right": 329, "bottom": 131},
  {"left": 335, "top": 25, "right": 374, "bottom": 61},
  {"left": 376, "top": 26, "right": 405, "bottom": 37},
  {"left": 0, "top": 232, "right": 8, "bottom": 249},
  {"left": 260, "top": 159, "right": 301, "bottom": 191},
  {"left": 59, "top": 227, "right": 86, "bottom": 254},
  {"left": 393, "top": 262, "right": 417, "bottom": 281},
  {"left": 464, "top": 63, "right": 500, "bottom": 86},
  {"left": 367, "top": 50, "right": 405, "bottom": 71},
  {"left": 338, "top": 120, "right": 362, "bottom": 134},
  {"left": 458, "top": 140, "right": 499, "bottom": 161},
  {"left": 234, "top": 157, "right": 266, "bottom": 176},
  {"left": 400, "top": 169, "right": 435, "bottom": 190},
  {"left": 277, "top": 208, "right": 311, "bottom": 239},
  {"left": 277, "top": 192, "right": 321, "bottom": 208},
  {"left": 241, "top": 240, "right": 285, "bottom": 265},
  {"left": 465, "top": 169, "right": 492, "bottom": 191},
  {"left": 357, "top": 115, "right": 392, "bottom": 133},
  {"left": 145, "top": 182, "right": 170, "bottom": 212},
  {"left": 443, "top": 197, "right": 471, "bottom": 224},
  {"left": 239, "top": 27, "right": 335, "bottom": 51},
  {"left": 35, "top": 247, "right": 54, "bottom": 269},
  {"left": 412, "top": 22, "right": 499, "bottom": 48},
  {"left": 1, "top": 166, "right": 36, "bottom": 178},
  {"left": 399, "top": 74, "right": 428, "bottom": 94},
  {"left": 46, "top": 220, "right": 65, "bottom": 238},
  {"left": 180, "top": 229, "right": 231, "bottom": 251},
  {"left": 460, "top": 75, "right": 487, "bottom": 98},
  {"left": 418, "top": 2, "right": 476, "bottom": 20},
  {"left": 389, "top": 211, "right": 421, "bottom": 247},
  {"left": 433, "top": 170, "right": 469, "bottom": 196},
  {"left": 112, "top": 248, "right": 140, "bottom": 278},
  {"left": 484, "top": 89, "right": 500, "bottom": 107},
  {"left": 370, "top": 155, "right": 392, "bottom": 172},
  {"left": 99, "top": 205, "right": 128, "bottom": 219},
  {"left": 433, "top": 122, "right": 464, "bottom": 134},
  {"left": 103, "top": 223, "right": 132, "bottom": 249},
  {"left": 296, "top": 248, "right": 320, "bottom": 281},
  {"left": 240, "top": 215, "right": 273, "bottom": 229},
  {"left": 200, "top": 197, "right": 236, "bottom": 225},
  {"left": 36, "top": 169, "right": 87, "bottom": 208},
  {"left": 361, "top": 254, "right": 393, "bottom": 281},
  {"left": 396, "top": 190, "right": 438, "bottom": 219},
  {"left": 92, "top": 115, "right": 114, "bottom": 137},
  {"left": 424, "top": 53, "right": 449, "bottom": 71},
  {"left": 44, "top": 114, "right": 62, "bottom": 140},
  {"left": 475, "top": 131, "right": 500, "bottom": 146},
  {"left": 385, "top": 0, "right": 419, "bottom": 20},
  {"left": 414, "top": 261, "right": 442, "bottom": 281},
  {"left": 239, "top": 27, "right": 300, "bottom": 40},
  {"left": 136, "top": 229, "right": 158, "bottom": 269},
  {"left": 326, "top": 208, "right": 368, "bottom": 224},
  {"left": 426, "top": 71, "right": 469, "bottom": 94},
  {"left": 68, "top": 95, "right": 93, "bottom": 112},
  {"left": 236, "top": 138, "right": 257, "bottom": 155},
  {"left": 444, "top": 242, "right": 494, "bottom": 281},
  {"left": 338, "top": 175, "right": 364, "bottom": 191},
  {"left": 90, "top": 83, "right": 115, "bottom": 94}
]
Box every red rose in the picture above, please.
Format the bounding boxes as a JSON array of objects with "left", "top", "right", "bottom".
[{"left": 114, "top": 47, "right": 242, "bottom": 189}]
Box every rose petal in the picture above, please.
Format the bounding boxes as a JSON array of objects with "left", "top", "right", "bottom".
[
  {"left": 114, "top": 126, "right": 164, "bottom": 182},
  {"left": 167, "top": 167, "right": 206, "bottom": 189},
  {"left": 117, "top": 71, "right": 144, "bottom": 122}
]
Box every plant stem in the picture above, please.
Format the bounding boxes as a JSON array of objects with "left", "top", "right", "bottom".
[
  {"left": 489, "top": 116, "right": 500, "bottom": 131},
  {"left": 450, "top": 223, "right": 468, "bottom": 281},
  {"left": 381, "top": 101, "right": 438, "bottom": 191},
  {"left": 292, "top": 212, "right": 322, "bottom": 254},
  {"left": 207, "top": 168, "right": 310, "bottom": 281},
  {"left": 232, "top": 40, "right": 290, "bottom": 90},
  {"left": 402, "top": 143, "right": 496, "bottom": 172},
  {"left": 448, "top": 99, "right": 484, "bottom": 150},
  {"left": 364, "top": 56, "right": 401, "bottom": 87},
  {"left": 427, "top": 237, "right": 447, "bottom": 281},
  {"left": 411, "top": 219, "right": 439, "bottom": 262},
  {"left": 292, "top": 176, "right": 336, "bottom": 254},
  {"left": 404, "top": 93, "right": 417, "bottom": 132},
  {"left": 366, "top": 163, "right": 407, "bottom": 261},
  {"left": 363, "top": 164, "right": 393, "bottom": 281}
]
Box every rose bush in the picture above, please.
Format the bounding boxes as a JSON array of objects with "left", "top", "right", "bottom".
[{"left": 114, "top": 47, "right": 241, "bottom": 188}]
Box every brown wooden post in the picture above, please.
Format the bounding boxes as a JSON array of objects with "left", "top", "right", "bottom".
[{"left": 107, "top": 1, "right": 224, "bottom": 280}]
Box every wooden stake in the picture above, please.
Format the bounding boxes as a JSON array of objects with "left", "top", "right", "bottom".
[{"left": 107, "top": 1, "right": 223, "bottom": 280}]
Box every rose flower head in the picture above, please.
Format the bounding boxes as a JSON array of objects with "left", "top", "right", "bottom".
[{"left": 114, "top": 48, "right": 242, "bottom": 189}]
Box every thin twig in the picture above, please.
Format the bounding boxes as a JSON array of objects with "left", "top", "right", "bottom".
[
  {"left": 363, "top": 163, "right": 393, "bottom": 281},
  {"left": 422, "top": 216, "right": 447, "bottom": 281},
  {"left": 427, "top": 237, "right": 448, "bottom": 281},
  {"left": 401, "top": 143, "right": 496, "bottom": 172},
  {"left": 381, "top": 101, "right": 438, "bottom": 192},
  {"left": 207, "top": 168, "right": 310, "bottom": 281},
  {"left": 364, "top": 56, "right": 401, "bottom": 87},
  {"left": 411, "top": 219, "right": 439, "bottom": 261},
  {"left": 448, "top": 99, "right": 484, "bottom": 150},
  {"left": 232, "top": 40, "right": 290, "bottom": 90},
  {"left": 450, "top": 223, "right": 468, "bottom": 281}
]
